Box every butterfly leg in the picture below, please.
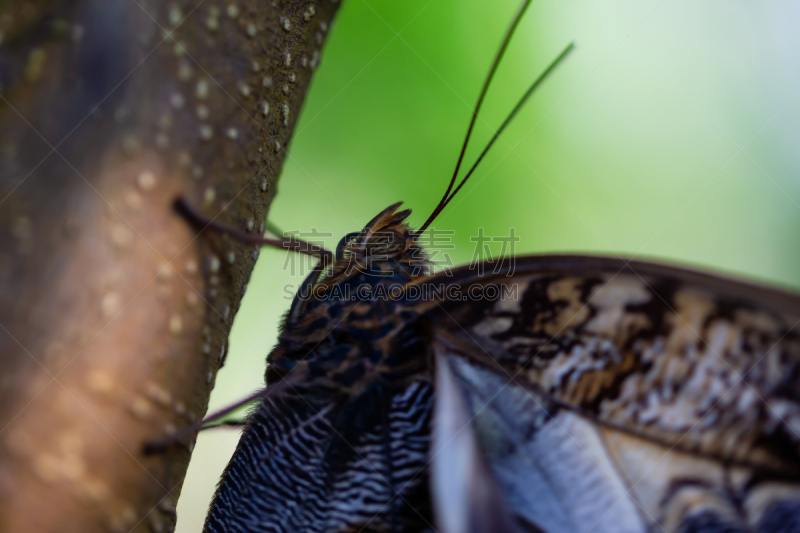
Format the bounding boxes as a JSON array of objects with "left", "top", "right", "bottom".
[
  {"left": 172, "top": 197, "right": 334, "bottom": 264},
  {"left": 200, "top": 418, "right": 248, "bottom": 430},
  {"left": 173, "top": 196, "right": 333, "bottom": 362},
  {"left": 263, "top": 219, "right": 286, "bottom": 240},
  {"left": 142, "top": 371, "right": 302, "bottom": 455}
]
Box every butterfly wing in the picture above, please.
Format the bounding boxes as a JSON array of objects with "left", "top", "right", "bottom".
[
  {"left": 431, "top": 351, "right": 538, "bottom": 533},
  {"left": 203, "top": 385, "right": 345, "bottom": 532},
  {"left": 204, "top": 380, "right": 434, "bottom": 533},
  {"left": 433, "top": 338, "right": 650, "bottom": 533},
  {"left": 416, "top": 255, "right": 800, "bottom": 533}
]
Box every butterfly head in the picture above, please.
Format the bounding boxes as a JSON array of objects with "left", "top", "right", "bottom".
[
  {"left": 323, "top": 202, "right": 431, "bottom": 283},
  {"left": 272, "top": 202, "right": 432, "bottom": 387}
]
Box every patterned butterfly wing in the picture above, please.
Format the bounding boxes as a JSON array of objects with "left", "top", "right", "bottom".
[
  {"left": 431, "top": 350, "right": 539, "bottom": 533},
  {"left": 417, "top": 255, "right": 800, "bottom": 533},
  {"left": 204, "top": 380, "right": 434, "bottom": 533},
  {"left": 204, "top": 385, "right": 345, "bottom": 531}
]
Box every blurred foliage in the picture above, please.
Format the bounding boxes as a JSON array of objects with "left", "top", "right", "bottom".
[{"left": 177, "top": 1, "right": 800, "bottom": 529}]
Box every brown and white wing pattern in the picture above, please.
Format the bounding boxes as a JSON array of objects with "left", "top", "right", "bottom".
[
  {"left": 433, "top": 343, "right": 645, "bottom": 533},
  {"left": 417, "top": 255, "right": 800, "bottom": 533}
]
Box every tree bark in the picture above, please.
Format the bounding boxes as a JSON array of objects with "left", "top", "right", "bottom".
[{"left": 0, "top": 0, "right": 342, "bottom": 531}]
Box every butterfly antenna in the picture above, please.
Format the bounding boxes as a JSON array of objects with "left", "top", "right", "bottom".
[
  {"left": 417, "top": 0, "right": 534, "bottom": 235},
  {"left": 436, "top": 42, "right": 574, "bottom": 213}
]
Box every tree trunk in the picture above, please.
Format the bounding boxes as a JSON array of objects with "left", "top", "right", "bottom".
[{"left": 0, "top": 0, "right": 342, "bottom": 531}]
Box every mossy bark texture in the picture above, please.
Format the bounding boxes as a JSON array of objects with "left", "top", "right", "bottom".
[{"left": 0, "top": 0, "right": 341, "bottom": 531}]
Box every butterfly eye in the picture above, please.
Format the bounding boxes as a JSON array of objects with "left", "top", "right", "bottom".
[{"left": 336, "top": 232, "right": 362, "bottom": 261}]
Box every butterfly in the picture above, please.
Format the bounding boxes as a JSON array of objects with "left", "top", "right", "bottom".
[{"left": 156, "top": 1, "right": 800, "bottom": 532}]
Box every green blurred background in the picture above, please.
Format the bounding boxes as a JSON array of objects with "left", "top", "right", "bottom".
[{"left": 176, "top": 1, "right": 800, "bottom": 529}]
